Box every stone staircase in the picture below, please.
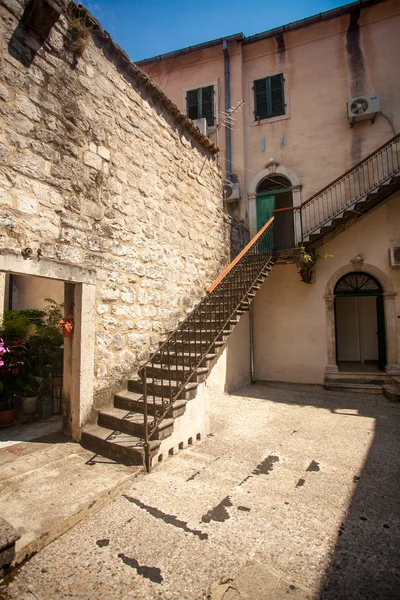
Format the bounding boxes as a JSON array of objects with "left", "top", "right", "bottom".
[
  {"left": 81, "top": 223, "right": 276, "bottom": 469},
  {"left": 325, "top": 371, "right": 400, "bottom": 400}
]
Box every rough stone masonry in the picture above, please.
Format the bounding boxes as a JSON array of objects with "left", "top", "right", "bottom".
[{"left": 0, "top": 0, "right": 248, "bottom": 410}]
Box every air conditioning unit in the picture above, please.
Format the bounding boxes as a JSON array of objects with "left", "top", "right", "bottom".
[
  {"left": 192, "top": 118, "right": 208, "bottom": 137},
  {"left": 347, "top": 94, "right": 380, "bottom": 127},
  {"left": 223, "top": 182, "right": 241, "bottom": 203},
  {"left": 389, "top": 246, "right": 400, "bottom": 268}
]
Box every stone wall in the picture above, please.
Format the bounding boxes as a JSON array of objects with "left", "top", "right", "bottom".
[{"left": 0, "top": 0, "right": 239, "bottom": 405}]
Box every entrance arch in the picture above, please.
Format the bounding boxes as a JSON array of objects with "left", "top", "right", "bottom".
[
  {"left": 334, "top": 272, "right": 386, "bottom": 370},
  {"left": 325, "top": 263, "right": 399, "bottom": 376},
  {"left": 248, "top": 163, "right": 302, "bottom": 242},
  {"left": 256, "top": 175, "right": 295, "bottom": 249}
]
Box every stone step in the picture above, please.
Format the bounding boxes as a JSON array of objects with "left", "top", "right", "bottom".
[
  {"left": 81, "top": 424, "right": 160, "bottom": 466},
  {"left": 114, "top": 390, "right": 187, "bottom": 418},
  {"left": 128, "top": 378, "right": 199, "bottom": 400},
  {"left": 178, "top": 328, "right": 232, "bottom": 341},
  {"left": 99, "top": 407, "right": 174, "bottom": 440},
  {"left": 382, "top": 384, "right": 400, "bottom": 402},
  {"left": 165, "top": 351, "right": 217, "bottom": 367},
  {"left": 172, "top": 338, "right": 225, "bottom": 353},
  {"left": 325, "top": 371, "right": 387, "bottom": 385},
  {"left": 325, "top": 382, "right": 383, "bottom": 394},
  {"left": 391, "top": 376, "right": 400, "bottom": 391},
  {"left": 146, "top": 364, "right": 209, "bottom": 382}
]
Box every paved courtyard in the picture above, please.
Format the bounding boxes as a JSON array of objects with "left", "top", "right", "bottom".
[{"left": 1, "top": 382, "right": 399, "bottom": 600}]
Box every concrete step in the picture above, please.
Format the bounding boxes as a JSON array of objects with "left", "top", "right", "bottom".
[
  {"left": 128, "top": 378, "right": 199, "bottom": 400},
  {"left": 325, "top": 371, "right": 387, "bottom": 385},
  {"left": 99, "top": 407, "right": 174, "bottom": 440},
  {"left": 382, "top": 384, "right": 400, "bottom": 402},
  {"left": 146, "top": 364, "right": 209, "bottom": 382},
  {"left": 81, "top": 424, "right": 160, "bottom": 466},
  {"left": 325, "top": 382, "right": 383, "bottom": 394},
  {"left": 114, "top": 390, "right": 187, "bottom": 418}
]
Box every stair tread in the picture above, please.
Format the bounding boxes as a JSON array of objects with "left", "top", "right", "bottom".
[
  {"left": 101, "top": 407, "right": 174, "bottom": 429},
  {"left": 149, "top": 364, "right": 209, "bottom": 373},
  {"left": 129, "top": 378, "right": 199, "bottom": 390},
  {"left": 326, "top": 382, "right": 383, "bottom": 391},
  {"left": 115, "top": 389, "right": 187, "bottom": 407},
  {"left": 83, "top": 424, "right": 161, "bottom": 450}
]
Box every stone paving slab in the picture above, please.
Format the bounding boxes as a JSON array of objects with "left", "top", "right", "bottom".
[
  {"left": 0, "top": 433, "right": 140, "bottom": 564},
  {"left": 1, "top": 382, "right": 399, "bottom": 600}
]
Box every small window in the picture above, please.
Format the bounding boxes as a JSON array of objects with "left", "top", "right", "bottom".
[
  {"left": 254, "top": 73, "right": 285, "bottom": 120},
  {"left": 186, "top": 85, "right": 214, "bottom": 127}
]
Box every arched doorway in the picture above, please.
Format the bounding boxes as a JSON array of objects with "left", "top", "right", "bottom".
[
  {"left": 256, "top": 175, "right": 294, "bottom": 249},
  {"left": 334, "top": 272, "right": 386, "bottom": 371}
]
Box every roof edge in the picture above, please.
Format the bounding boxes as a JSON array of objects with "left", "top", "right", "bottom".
[
  {"left": 136, "top": 0, "right": 387, "bottom": 63},
  {"left": 137, "top": 33, "right": 244, "bottom": 66}
]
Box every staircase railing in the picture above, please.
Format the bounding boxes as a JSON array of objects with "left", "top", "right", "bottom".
[
  {"left": 139, "top": 217, "right": 275, "bottom": 471},
  {"left": 273, "top": 133, "right": 400, "bottom": 244}
]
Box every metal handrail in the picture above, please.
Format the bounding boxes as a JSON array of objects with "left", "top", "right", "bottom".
[
  {"left": 299, "top": 133, "right": 400, "bottom": 238},
  {"left": 139, "top": 218, "right": 275, "bottom": 471}
]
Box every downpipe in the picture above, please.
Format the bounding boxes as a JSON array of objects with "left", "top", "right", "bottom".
[{"left": 222, "top": 40, "right": 232, "bottom": 180}]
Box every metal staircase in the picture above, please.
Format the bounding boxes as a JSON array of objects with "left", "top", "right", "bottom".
[
  {"left": 81, "top": 218, "right": 276, "bottom": 471},
  {"left": 273, "top": 133, "right": 400, "bottom": 249}
]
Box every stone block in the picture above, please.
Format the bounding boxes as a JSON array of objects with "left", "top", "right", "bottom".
[
  {"left": 0, "top": 83, "right": 10, "bottom": 102},
  {"left": 84, "top": 151, "right": 102, "bottom": 170},
  {"left": 98, "top": 146, "right": 110, "bottom": 161}
]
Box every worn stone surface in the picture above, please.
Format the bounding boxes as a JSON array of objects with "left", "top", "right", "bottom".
[
  {"left": 1, "top": 383, "right": 399, "bottom": 599},
  {"left": 0, "top": 0, "right": 247, "bottom": 409},
  {"left": 0, "top": 419, "right": 140, "bottom": 565}
]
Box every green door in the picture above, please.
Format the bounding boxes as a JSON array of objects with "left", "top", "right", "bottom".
[
  {"left": 256, "top": 193, "right": 275, "bottom": 231},
  {"left": 256, "top": 193, "right": 275, "bottom": 253},
  {"left": 376, "top": 295, "right": 387, "bottom": 371}
]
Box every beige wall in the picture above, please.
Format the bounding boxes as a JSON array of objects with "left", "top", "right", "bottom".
[
  {"left": 10, "top": 275, "right": 64, "bottom": 311},
  {"left": 140, "top": 0, "right": 400, "bottom": 228},
  {"left": 253, "top": 194, "right": 400, "bottom": 384}
]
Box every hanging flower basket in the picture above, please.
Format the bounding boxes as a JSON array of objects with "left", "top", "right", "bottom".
[{"left": 59, "top": 315, "right": 74, "bottom": 338}]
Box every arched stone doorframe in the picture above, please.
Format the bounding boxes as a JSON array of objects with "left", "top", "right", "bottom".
[
  {"left": 324, "top": 262, "right": 400, "bottom": 376},
  {"left": 248, "top": 164, "right": 302, "bottom": 239}
]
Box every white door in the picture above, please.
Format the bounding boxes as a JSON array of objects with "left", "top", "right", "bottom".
[
  {"left": 336, "top": 297, "right": 360, "bottom": 361},
  {"left": 359, "top": 296, "right": 378, "bottom": 361}
]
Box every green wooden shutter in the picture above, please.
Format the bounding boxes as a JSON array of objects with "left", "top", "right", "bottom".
[
  {"left": 187, "top": 88, "right": 199, "bottom": 120},
  {"left": 201, "top": 85, "right": 214, "bottom": 126},
  {"left": 254, "top": 78, "right": 268, "bottom": 120},
  {"left": 270, "top": 73, "right": 285, "bottom": 117}
]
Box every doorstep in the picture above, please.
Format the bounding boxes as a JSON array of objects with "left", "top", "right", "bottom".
[{"left": 0, "top": 426, "right": 141, "bottom": 566}]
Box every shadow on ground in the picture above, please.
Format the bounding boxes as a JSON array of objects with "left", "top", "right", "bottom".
[{"left": 235, "top": 382, "right": 400, "bottom": 600}]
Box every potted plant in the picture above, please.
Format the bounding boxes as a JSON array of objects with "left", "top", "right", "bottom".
[
  {"left": 0, "top": 381, "right": 17, "bottom": 427},
  {"left": 59, "top": 315, "right": 74, "bottom": 338},
  {"left": 297, "top": 246, "right": 333, "bottom": 284},
  {"left": 19, "top": 372, "right": 42, "bottom": 415}
]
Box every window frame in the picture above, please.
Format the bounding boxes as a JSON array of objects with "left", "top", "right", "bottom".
[
  {"left": 250, "top": 71, "right": 290, "bottom": 126},
  {"left": 184, "top": 83, "right": 216, "bottom": 128}
]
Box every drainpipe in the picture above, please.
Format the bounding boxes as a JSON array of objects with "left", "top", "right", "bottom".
[
  {"left": 249, "top": 303, "right": 256, "bottom": 383},
  {"left": 222, "top": 40, "right": 232, "bottom": 180}
]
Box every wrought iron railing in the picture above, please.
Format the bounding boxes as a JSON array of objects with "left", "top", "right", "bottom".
[
  {"left": 139, "top": 217, "right": 275, "bottom": 470},
  {"left": 273, "top": 133, "right": 400, "bottom": 245}
]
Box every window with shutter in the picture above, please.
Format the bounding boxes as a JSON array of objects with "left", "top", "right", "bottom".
[
  {"left": 186, "top": 85, "right": 214, "bottom": 126},
  {"left": 254, "top": 73, "right": 285, "bottom": 120}
]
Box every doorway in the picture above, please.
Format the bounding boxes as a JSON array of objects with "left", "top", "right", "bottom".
[
  {"left": 256, "top": 175, "right": 294, "bottom": 249},
  {"left": 334, "top": 272, "right": 386, "bottom": 371}
]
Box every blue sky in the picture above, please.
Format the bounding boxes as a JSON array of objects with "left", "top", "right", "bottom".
[{"left": 83, "top": 0, "right": 349, "bottom": 62}]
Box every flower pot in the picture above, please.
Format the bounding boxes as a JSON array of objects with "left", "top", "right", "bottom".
[
  {"left": 299, "top": 268, "right": 314, "bottom": 284},
  {"left": 39, "top": 395, "right": 52, "bottom": 420},
  {"left": 11, "top": 366, "right": 20, "bottom": 376},
  {"left": 52, "top": 376, "right": 63, "bottom": 387},
  {"left": 23, "top": 395, "right": 39, "bottom": 415},
  {"left": 0, "top": 409, "right": 15, "bottom": 427},
  {"left": 62, "top": 329, "right": 73, "bottom": 338}
]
